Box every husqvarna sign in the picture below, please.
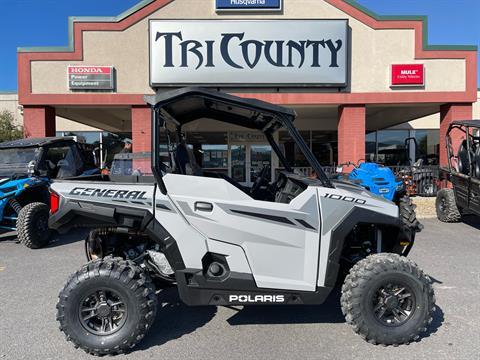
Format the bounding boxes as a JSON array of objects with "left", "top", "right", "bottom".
[
  {"left": 216, "top": 0, "right": 282, "bottom": 11},
  {"left": 149, "top": 20, "right": 348, "bottom": 87}
]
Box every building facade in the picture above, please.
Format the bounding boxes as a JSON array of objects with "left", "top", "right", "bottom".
[{"left": 16, "top": 0, "right": 479, "bottom": 182}]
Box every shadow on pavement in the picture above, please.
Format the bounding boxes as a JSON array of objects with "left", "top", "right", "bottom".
[
  {"left": 0, "top": 230, "right": 18, "bottom": 242},
  {"left": 137, "top": 287, "right": 217, "bottom": 351},
  {"left": 46, "top": 229, "right": 89, "bottom": 248},
  {"left": 462, "top": 216, "right": 480, "bottom": 231},
  {"left": 420, "top": 304, "right": 444, "bottom": 341},
  {"left": 227, "top": 288, "right": 344, "bottom": 325},
  {"left": 137, "top": 286, "right": 444, "bottom": 351}
]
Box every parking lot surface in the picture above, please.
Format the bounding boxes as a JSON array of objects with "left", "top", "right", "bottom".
[{"left": 1, "top": 218, "right": 479, "bottom": 360}]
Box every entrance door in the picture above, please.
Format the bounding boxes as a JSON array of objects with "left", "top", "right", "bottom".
[
  {"left": 250, "top": 144, "right": 272, "bottom": 184},
  {"left": 230, "top": 143, "right": 272, "bottom": 185},
  {"left": 230, "top": 144, "right": 247, "bottom": 184}
]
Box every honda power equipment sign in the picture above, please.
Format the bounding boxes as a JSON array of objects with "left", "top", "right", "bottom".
[
  {"left": 68, "top": 66, "right": 114, "bottom": 90},
  {"left": 216, "top": 0, "right": 282, "bottom": 11},
  {"left": 149, "top": 20, "right": 348, "bottom": 87},
  {"left": 391, "top": 64, "right": 425, "bottom": 86}
]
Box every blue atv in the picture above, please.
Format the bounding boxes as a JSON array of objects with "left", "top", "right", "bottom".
[
  {"left": 334, "top": 162, "right": 423, "bottom": 234},
  {"left": 0, "top": 137, "right": 100, "bottom": 248},
  {"left": 346, "top": 162, "right": 405, "bottom": 202}
]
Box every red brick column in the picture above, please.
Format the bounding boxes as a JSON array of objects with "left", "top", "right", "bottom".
[
  {"left": 440, "top": 103, "right": 473, "bottom": 166},
  {"left": 338, "top": 104, "right": 366, "bottom": 171},
  {"left": 131, "top": 106, "right": 152, "bottom": 174},
  {"left": 23, "top": 106, "right": 56, "bottom": 138}
]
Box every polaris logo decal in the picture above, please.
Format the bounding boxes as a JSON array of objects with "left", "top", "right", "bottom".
[
  {"left": 229, "top": 295, "right": 285, "bottom": 303},
  {"left": 69, "top": 187, "right": 149, "bottom": 200}
]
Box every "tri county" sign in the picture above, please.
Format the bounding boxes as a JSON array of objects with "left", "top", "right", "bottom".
[{"left": 149, "top": 20, "right": 348, "bottom": 87}]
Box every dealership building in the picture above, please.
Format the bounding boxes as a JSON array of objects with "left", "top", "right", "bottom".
[{"left": 14, "top": 0, "right": 479, "bottom": 183}]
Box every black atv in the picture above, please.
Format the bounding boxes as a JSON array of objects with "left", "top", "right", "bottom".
[{"left": 436, "top": 120, "right": 480, "bottom": 222}]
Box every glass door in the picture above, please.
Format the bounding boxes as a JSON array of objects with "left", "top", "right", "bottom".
[
  {"left": 250, "top": 144, "right": 272, "bottom": 183},
  {"left": 230, "top": 144, "right": 247, "bottom": 184}
]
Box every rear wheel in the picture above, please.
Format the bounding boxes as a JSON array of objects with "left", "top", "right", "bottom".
[
  {"left": 17, "top": 202, "right": 51, "bottom": 249},
  {"left": 436, "top": 188, "right": 461, "bottom": 223},
  {"left": 341, "top": 253, "right": 435, "bottom": 345},
  {"left": 56, "top": 258, "right": 157, "bottom": 356},
  {"left": 398, "top": 196, "right": 423, "bottom": 242}
]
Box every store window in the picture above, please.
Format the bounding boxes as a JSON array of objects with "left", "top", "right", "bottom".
[
  {"left": 413, "top": 130, "right": 440, "bottom": 165},
  {"left": 365, "top": 131, "right": 377, "bottom": 163},
  {"left": 376, "top": 130, "right": 409, "bottom": 166},
  {"left": 186, "top": 132, "right": 228, "bottom": 176},
  {"left": 311, "top": 131, "right": 338, "bottom": 166},
  {"left": 101, "top": 132, "right": 132, "bottom": 167},
  {"left": 279, "top": 131, "right": 310, "bottom": 167}
]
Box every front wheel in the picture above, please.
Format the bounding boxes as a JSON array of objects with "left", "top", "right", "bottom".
[
  {"left": 341, "top": 253, "right": 435, "bottom": 345},
  {"left": 436, "top": 188, "right": 461, "bottom": 223},
  {"left": 57, "top": 258, "right": 158, "bottom": 356},
  {"left": 17, "top": 202, "right": 52, "bottom": 249}
]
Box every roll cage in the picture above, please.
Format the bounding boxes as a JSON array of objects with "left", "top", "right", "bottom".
[
  {"left": 446, "top": 120, "right": 480, "bottom": 175},
  {"left": 145, "top": 88, "right": 334, "bottom": 193}
]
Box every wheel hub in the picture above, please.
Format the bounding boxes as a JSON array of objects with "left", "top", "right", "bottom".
[
  {"left": 79, "top": 289, "right": 127, "bottom": 336},
  {"left": 96, "top": 303, "right": 112, "bottom": 318},
  {"left": 384, "top": 295, "right": 400, "bottom": 310},
  {"left": 372, "top": 283, "right": 416, "bottom": 327}
]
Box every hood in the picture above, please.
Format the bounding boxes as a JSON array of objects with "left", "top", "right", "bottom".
[{"left": 331, "top": 179, "right": 394, "bottom": 205}]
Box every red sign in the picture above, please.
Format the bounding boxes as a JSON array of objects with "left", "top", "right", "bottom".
[
  {"left": 68, "top": 66, "right": 114, "bottom": 90},
  {"left": 68, "top": 66, "right": 112, "bottom": 75},
  {"left": 391, "top": 64, "right": 424, "bottom": 86}
]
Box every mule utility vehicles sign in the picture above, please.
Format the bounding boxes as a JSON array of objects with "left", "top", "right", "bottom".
[
  {"left": 149, "top": 20, "right": 348, "bottom": 86},
  {"left": 50, "top": 88, "right": 433, "bottom": 356}
]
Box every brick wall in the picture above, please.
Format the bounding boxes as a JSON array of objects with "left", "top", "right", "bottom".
[{"left": 338, "top": 104, "right": 366, "bottom": 170}]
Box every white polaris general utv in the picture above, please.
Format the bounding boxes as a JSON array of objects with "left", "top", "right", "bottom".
[{"left": 50, "top": 88, "right": 433, "bottom": 355}]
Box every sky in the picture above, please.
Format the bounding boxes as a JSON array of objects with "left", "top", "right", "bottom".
[{"left": 0, "top": 0, "right": 479, "bottom": 91}]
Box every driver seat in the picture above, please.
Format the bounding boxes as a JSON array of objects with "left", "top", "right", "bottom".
[{"left": 174, "top": 142, "right": 203, "bottom": 176}]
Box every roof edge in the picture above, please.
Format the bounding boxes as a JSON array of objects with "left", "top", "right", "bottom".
[
  {"left": 17, "top": 0, "right": 478, "bottom": 53},
  {"left": 344, "top": 0, "right": 477, "bottom": 51},
  {"left": 17, "top": 0, "right": 156, "bottom": 53}
]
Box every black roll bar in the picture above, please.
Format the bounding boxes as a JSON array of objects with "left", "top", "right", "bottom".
[{"left": 280, "top": 115, "right": 334, "bottom": 188}]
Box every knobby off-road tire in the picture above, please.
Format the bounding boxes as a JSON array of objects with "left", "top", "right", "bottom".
[
  {"left": 399, "top": 196, "right": 423, "bottom": 238},
  {"left": 17, "top": 202, "right": 51, "bottom": 249},
  {"left": 436, "top": 188, "right": 461, "bottom": 223},
  {"left": 341, "top": 253, "right": 435, "bottom": 346},
  {"left": 57, "top": 258, "right": 158, "bottom": 356}
]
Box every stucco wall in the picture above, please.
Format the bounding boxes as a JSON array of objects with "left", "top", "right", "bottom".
[
  {"left": 0, "top": 93, "right": 23, "bottom": 126},
  {"left": 30, "top": 0, "right": 467, "bottom": 95}
]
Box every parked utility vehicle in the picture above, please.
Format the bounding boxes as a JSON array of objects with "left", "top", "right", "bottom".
[
  {"left": 0, "top": 137, "right": 99, "bottom": 248},
  {"left": 50, "top": 88, "right": 434, "bottom": 355},
  {"left": 436, "top": 120, "right": 480, "bottom": 222}
]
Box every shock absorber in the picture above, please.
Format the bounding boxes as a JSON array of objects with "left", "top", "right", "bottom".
[{"left": 8, "top": 199, "right": 22, "bottom": 214}]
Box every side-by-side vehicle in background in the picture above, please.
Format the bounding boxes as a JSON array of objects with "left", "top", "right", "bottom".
[
  {"left": 0, "top": 137, "right": 99, "bottom": 248},
  {"left": 436, "top": 120, "right": 480, "bottom": 222},
  {"left": 49, "top": 88, "right": 435, "bottom": 355}
]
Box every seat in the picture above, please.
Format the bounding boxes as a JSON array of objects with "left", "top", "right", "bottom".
[
  {"left": 457, "top": 139, "right": 477, "bottom": 176},
  {"left": 174, "top": 142, "right": 203, "bottom": 176},
  {"left": 475, "top": 145, "right": 480, "bottom": 178}
]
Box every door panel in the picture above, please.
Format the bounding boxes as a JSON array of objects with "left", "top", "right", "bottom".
[
  {"left": 470, "top": 178, "right": 480, "bottom": 214},
  {"left": 452, "top": 174, "right": 469, "bottom": 209},
  {"left": 163, "top": 174, "right": 321, "bottom": 292}
]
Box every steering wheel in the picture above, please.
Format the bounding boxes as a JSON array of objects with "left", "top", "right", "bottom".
[{"left": 250, "top": 165, "right": 270, "bottom": 196}]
